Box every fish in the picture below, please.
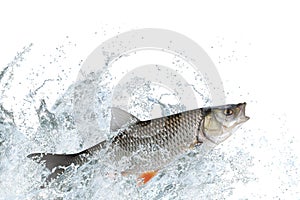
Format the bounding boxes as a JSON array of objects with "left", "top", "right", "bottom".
[{"left": 27, "top": 102, "right": 249, "bottom": 185}]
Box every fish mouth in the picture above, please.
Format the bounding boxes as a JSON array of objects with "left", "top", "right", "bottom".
[
  {"left": 221, "top": 102, "right": 249, "bottom": 129},
  {"left": 237, "top": 102, "right": 250, "bottom": 122},
  {"left": 221, "top": 116, "right": 249, "bottom": 130},
  {"left": 243, "top": 116, "right": 250, "bottom": 121}
]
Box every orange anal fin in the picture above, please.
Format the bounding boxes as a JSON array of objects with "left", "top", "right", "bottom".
[{"left": 137, "top": 170, "right": 158, "bottom": 186}]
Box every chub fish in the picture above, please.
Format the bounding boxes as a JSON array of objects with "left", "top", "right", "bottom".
[{"left": 28, "top": 102, "right": 249, "bottom": 185}]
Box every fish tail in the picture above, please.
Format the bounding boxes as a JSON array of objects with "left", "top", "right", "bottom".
[
  {"left": 27, "top": 152, "right": 86, "bottom": 182},
  {"left": 27, "top": 140, "right": 107, "bottom": 183}
]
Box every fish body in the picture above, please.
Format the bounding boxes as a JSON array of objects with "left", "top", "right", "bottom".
[{"left": 28, "top": 103, "right": 249, "bottom": 183}]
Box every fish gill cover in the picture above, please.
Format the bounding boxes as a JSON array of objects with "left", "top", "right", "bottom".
[{"left": 0, "top": 29, "right": 298, "bottom": 200}]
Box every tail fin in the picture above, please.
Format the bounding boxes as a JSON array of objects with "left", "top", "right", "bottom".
[
  {"left": 27, "top": 152, "right": 86, "bottom": 182},
  {"left": 27, "top": 140, "right": 107, "bottom": 183}
]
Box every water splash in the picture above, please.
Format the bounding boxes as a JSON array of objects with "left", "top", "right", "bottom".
[{"left": 0, "top": 40, "right": 298, "bottom": 200}]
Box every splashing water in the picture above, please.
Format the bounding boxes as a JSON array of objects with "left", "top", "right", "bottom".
[{"left": 0, "top": 42, "right": 298, "bottom": 200}]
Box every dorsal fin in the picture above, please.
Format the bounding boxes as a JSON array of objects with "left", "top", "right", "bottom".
[{"left": 110, "top": 107, "right": 140, "bottom": 132}]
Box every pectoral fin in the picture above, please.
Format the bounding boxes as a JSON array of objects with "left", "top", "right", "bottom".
[{"left": 137, "top": 170, "right": 158, "bottom": 185}]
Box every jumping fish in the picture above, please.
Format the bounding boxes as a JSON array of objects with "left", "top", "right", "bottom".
[{"left": 28, "top": 103, "right": 249, "bottom": 184}]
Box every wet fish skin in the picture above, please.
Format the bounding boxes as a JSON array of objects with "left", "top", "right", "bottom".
[
  {"left": 27, "top": 103, "right": 249, "bottom": 183},
  {"left": 108, "top": 102, "right": 249, "bottom": 173}
]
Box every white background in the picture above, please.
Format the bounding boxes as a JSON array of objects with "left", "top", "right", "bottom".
[
  {"left": 1, "top": 0, "right": 299, "bottom": 118},
  {"left": 0, "top": 0, "right": 299, "bottom": 198}
]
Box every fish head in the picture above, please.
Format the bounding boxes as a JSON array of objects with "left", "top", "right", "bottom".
[{"left": 201, "top": 102, "right": 249, "bottom": 144}]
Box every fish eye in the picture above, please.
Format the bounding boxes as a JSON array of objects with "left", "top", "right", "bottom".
[{"left": 224, "top": 109, "right": 233, "bottom": 116}]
